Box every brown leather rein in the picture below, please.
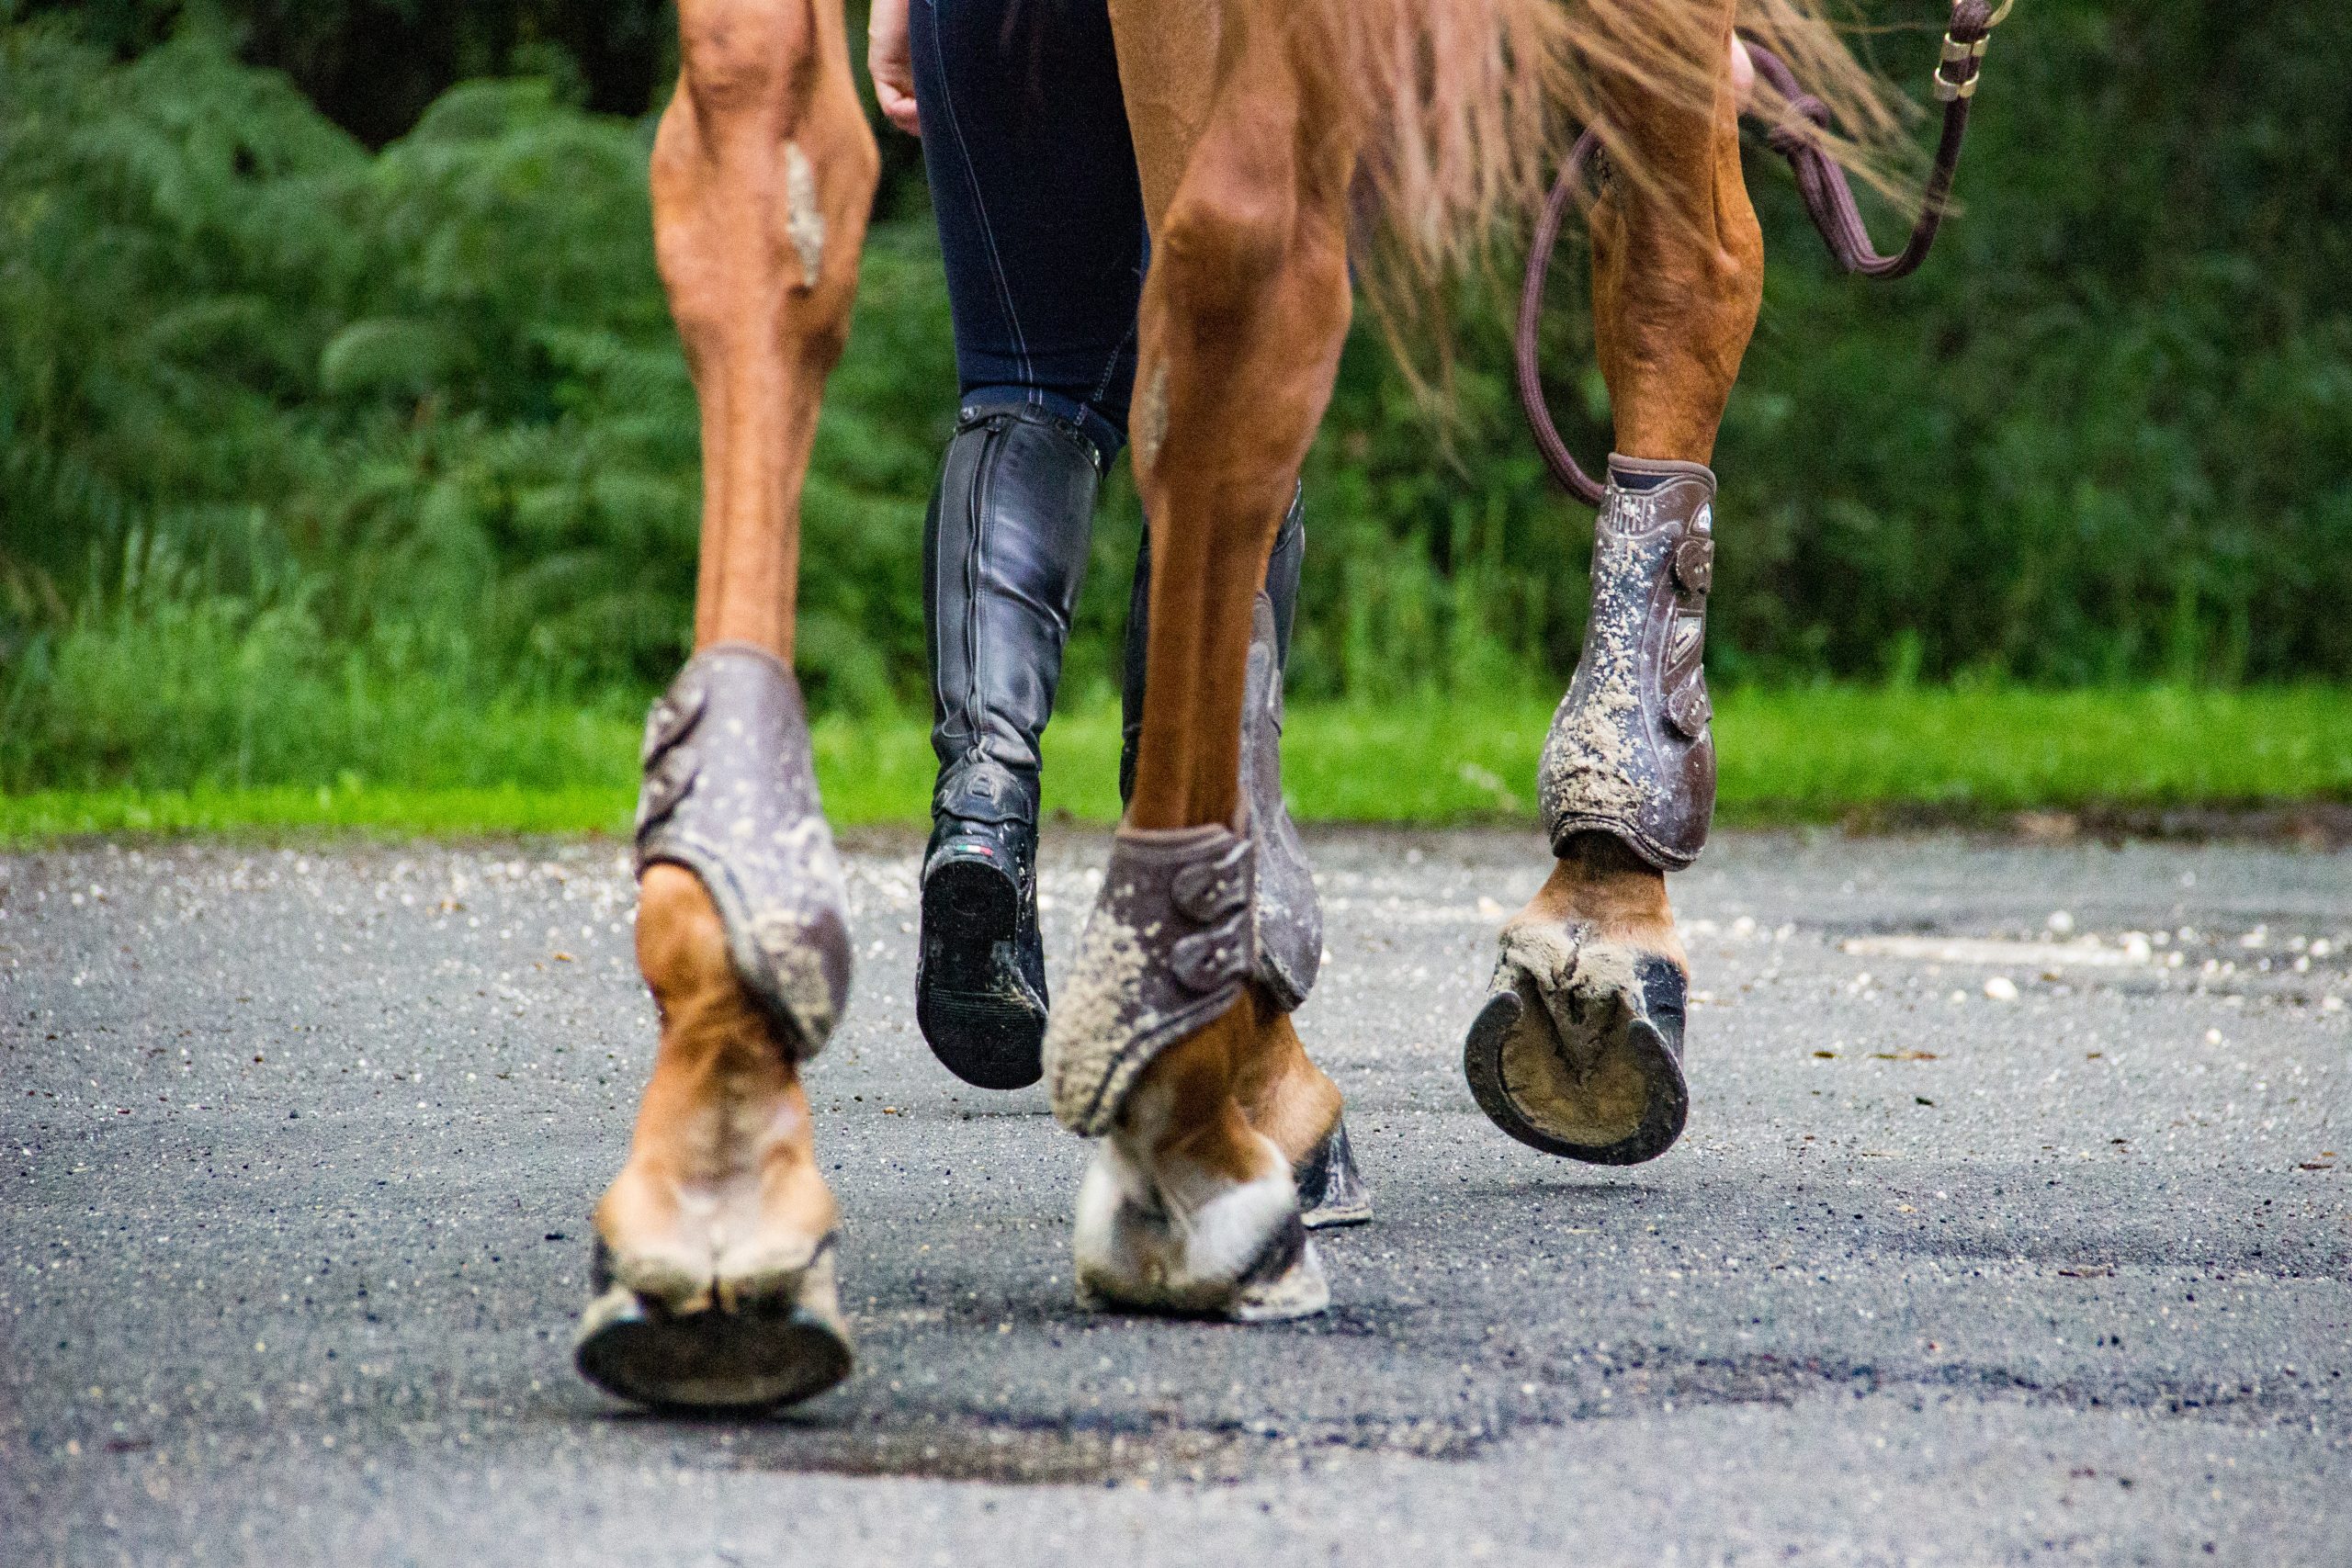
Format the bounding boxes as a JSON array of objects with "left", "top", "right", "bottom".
[{"left": 1516, "top": 0, "right": 2013, "bottom": 506}]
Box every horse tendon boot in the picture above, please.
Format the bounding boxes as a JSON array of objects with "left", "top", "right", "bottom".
[
  {"left": 1118, "top": 493, "right": 1367, "bottom": 1228},
  {"left": 574, "top": 643, "right": 856, "bottom": 1409},
  {"left": 1464, "top": 456, "right": 1713, "bottom": 1165},
  {"left": 1046, "top": 813, "right": 1330, "bottom": 1320}
]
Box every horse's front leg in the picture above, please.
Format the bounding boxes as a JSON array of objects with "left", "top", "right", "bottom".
[
  {"left": 574, "top": 0, "right": 877, "bottom": 1411},
  {"left": 1046, "top": 23, "right": 1360, "bottom": 1321},
  {"left": 1464, "top": 0, "right": 1760, "bottom": 1166}
]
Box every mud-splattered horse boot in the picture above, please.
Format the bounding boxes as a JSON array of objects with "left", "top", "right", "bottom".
[
  {"left": 1120, "top": 494, "right": 1367, "bottom": 1229},
  {"left": 574, "top": 643, "right": 857, "bottom": 1410},
  {"left": 1464, "top": 456, "right": 1714, "bottom": 1165}
]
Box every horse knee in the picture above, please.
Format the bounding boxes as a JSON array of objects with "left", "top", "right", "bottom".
[
  {"left": 653, "top": 0, "right": 874, "bottom": 356},
  {"left": 674, "top": 0, "right": 813, "bottom": 118},
  {"left": 1710, "top": 185, "right": 1764, "bottom": 351},
  {"left": 1156, "top": 162, "right": 1294, "bottom": 325}
]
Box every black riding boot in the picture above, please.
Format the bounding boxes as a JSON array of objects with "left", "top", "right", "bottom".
[{"left": 918, "top": 402, "right": 1104, "bottom": 1089}]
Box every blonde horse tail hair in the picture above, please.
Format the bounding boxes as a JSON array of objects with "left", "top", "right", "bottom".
[{"left": 1287, "top": 0, "right": 1916, "bottom": 378}]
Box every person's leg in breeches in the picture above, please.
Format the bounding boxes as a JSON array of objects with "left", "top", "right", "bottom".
[
  {"left": 905, "top": 0, "right": 1348, "bottom": 1201},
  {"left": 906, "top": 0, "right": 1147, "bottom": 1091}
]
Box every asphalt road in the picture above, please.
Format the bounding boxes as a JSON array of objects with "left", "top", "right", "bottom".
[{"left": 3, "top": 829, "right": 2346, "bottom": 1565}]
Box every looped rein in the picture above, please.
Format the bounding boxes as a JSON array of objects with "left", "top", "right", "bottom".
[{"left": 1517, "top": 0, "right": 2011, "bottom": 507}]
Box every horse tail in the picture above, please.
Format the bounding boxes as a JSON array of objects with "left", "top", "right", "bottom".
[{"left": 1287, "top": 0, "right": 1912, "bottom": 355}]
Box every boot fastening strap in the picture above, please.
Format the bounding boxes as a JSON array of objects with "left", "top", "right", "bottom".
[
  {"left": 1242, "top": 592, "right": 1322, "bottom": 1010},
  {"left": 1046, "top": 819, "right": 1254, "bottom": 1136}
]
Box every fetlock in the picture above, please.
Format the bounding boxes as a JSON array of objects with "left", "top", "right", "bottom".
[
  {"left": 1234, "top": 1010, "right": 1369, "bottom": 1229},
  {"left": 1230, "top": 1011, "right": 1340, "bottom": 1164}
]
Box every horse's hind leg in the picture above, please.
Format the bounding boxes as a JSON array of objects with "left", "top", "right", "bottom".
[
  {"left": 1051, "top": 10, "right": 1359, "bottom": 1318},
  {"left": 1118, "top": 498, "right": 1363, "bottom": 1226},
  {"left": 574, "top": 0, "right": 876, "bottom": 1412},
  {"left": 1464, "top": 2, "right": 1760, "bottom": 1166}
]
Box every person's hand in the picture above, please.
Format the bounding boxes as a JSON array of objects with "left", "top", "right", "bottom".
[
  {"left": 1730, "top": 33, "right": 1755, "bottom": 109},
  {"left": 869, "top": 0, "right": 920, "bottom": 136}
]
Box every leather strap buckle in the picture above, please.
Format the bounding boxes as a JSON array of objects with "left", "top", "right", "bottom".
[
  {"left": 1170, "top": 837, "right": 1251, "bottom": 923},
  {"left": 1666, "top": 680, "right": 1713, "bottom": 740},
  {"left": 635, "top": 750, "right": 696, "bottom": 833},
  {"left": 1170, "top": 918, "right": 1252, "bottom": 994}
]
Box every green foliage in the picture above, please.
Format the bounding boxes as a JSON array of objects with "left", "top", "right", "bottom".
[
  {"left": 4, "top": 5, "right": 2350, "bottom": 801},
  {"left": 13, "top": 0, "right": 676, "bottom": 141},
  {"left": 0, "top": 21, "right": 946, "bottom": 792}
]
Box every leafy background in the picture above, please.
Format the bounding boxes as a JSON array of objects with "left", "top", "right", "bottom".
[{"left": 3, "top": 0, "right": 2347, "bottom": 795}]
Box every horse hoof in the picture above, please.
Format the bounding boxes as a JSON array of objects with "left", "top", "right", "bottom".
[
  {"left": 1073, "top": 1225, "right": 1330, "bottom": 1324},
  {"left": 1070, "top": 1143, "right": 1330, "bottom": 1322},
  {"left": 1463, "top": 927, "right": 1689, "bottom": 1166},
  {"left": 574, "top": 1239, "right": 853, "bottom": 1413},
  {"left": 1294, "top": 1116, "right": 1373, "bottom": 1229},
  {"left": 1222, "top": 1224, "right": 1332, "bottom": 1322}
]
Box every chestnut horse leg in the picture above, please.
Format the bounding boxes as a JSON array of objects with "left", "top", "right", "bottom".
[
  {"left": 1109, "top": 0, "right": 1349, "bottom": 1191},
  {"left": 1061, "top": 6, "right": 1354, "bottom": 1319},
  {"left": 576, "top": 0, "right": 877, "bottom": 1410},
  {"left": 1464, "top": 0, "right": 1760, "bottom": 1165}
]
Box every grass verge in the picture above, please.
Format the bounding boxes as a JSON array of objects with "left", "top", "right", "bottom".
[{"left": 6, "top": 686, "right": 2349, "bottom": 845}]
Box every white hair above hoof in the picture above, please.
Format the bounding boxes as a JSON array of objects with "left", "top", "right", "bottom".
[{"left": 1071, "top": 1134, "right": 1329, "bottom": 1322}]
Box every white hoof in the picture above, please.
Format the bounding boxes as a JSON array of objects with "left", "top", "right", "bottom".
[{"left": 1071, "top": 1134, "right": 1328, "bottom": 1321}]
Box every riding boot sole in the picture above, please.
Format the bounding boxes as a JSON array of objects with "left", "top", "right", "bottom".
[
  {"left": 1463, "top": 942, "right": 1689, "bottom": 1166},
  {"left": 574, "top": 1242, "right": 853, "bottom": 1414},
  {"left": 917, "top": 856, "right": 1046, "bottom": 1090}
]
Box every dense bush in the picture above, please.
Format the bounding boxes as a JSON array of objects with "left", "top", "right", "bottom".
[{"left": 2, "top": 3, "right": 2347, "bottom": 792}]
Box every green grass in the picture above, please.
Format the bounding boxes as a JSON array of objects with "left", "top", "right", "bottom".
[{"left": 6, "top": 686, "right": 2349, "bottom": 846}]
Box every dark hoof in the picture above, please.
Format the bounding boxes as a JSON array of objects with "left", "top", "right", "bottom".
[
  {"left": 1293, "top": 1116, "right": 1373, "bottom": 1228},
  {"left": 1464, "top": 942, "right": 1689, "bottom": 1166},
  {"left": 917, "top": 850, "right": 1046, "bottom": 1090},
  {"left": 575, "top": 1242, "right": 853, "bottom": 1414}
]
